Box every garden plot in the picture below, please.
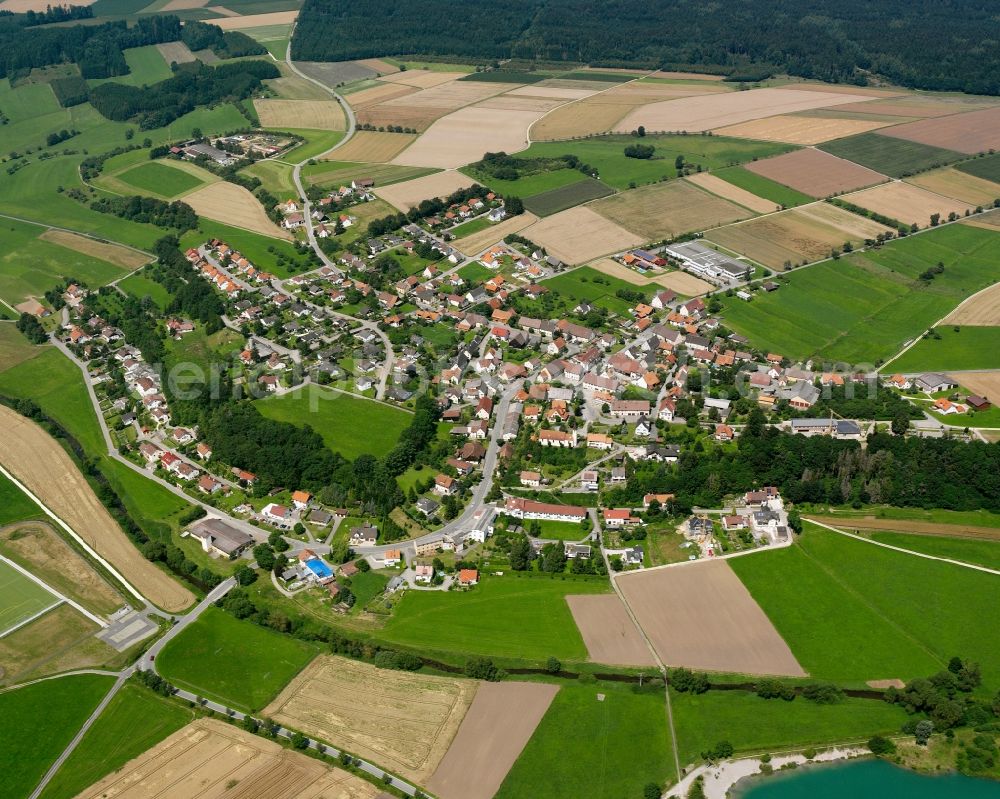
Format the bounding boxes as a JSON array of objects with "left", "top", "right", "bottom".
[
  {"left": 253, "top": 99, "right": 345, "bottom": 130},
  {"left": 746, "top": 147, "right": 888, "bottom": 197},
  {"left": 618, "top": 560, "right": 806, "bottom": 676},
  {"left": 375, "top": 170, "right": 479, "bottom": 210},
  {"left": 685, "top": 172, "right": 780, "bottom": 213},
  {"left": 521, "top": 206, "right": 642, "bottom": 264},
  {"left": 183, "top": 182, "right": 291, "bottom": 239},
  {"left": 592, "top": 179, "right": 753, "bottom": 240},
  {"left": 878, "top": 106, "right": 1000, "bottom": 154},
  {"left": 614, "top": 87, "right": 876, "bottom": 134},
  {"left": 264, "top": 655, "right": 476, "bottom": 783},
  {"left": 842, "top": 181, "right": 974, "bottom": 227},
  {"left": 907, "top": 167, "right": 1000, "bottom": 207},
  {"left": 566, "top": 594, "right": 656, "bottom": 667},
  {"left": 715, "top": 114, "right": 895, "bottom": 144}
]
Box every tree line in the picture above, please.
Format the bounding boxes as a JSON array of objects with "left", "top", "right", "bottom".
[
  {"left": 292, "top": 0, "right": 1000, "bottom": 95},
  {"left": 89, "top": 195, "right": 198, "bottom": 231}
]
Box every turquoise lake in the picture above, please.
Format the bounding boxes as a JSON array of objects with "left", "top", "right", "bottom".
[{"left": 737, "top": 758, "right": 1000, "bottom": 797}]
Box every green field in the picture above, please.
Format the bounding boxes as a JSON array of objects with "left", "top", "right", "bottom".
[
  {"left": 157, "top": 606, "right": 317, "bottom": 711},
  {"left": 457, "top": 262, "right": 494, "bottom": 283},
  {"left": 819, "top": 132, "right": 964, "bottom": 178},
  {"left": 241, "top": 158, "right": 297, "bottom": 196},
  {"left": 523, "top": 177, "right": 615, "bottom": 216},
  {"left": 280, "top": 129, "right": 345, "bottom": 162},
  {"left": 890, "top": 326, "right": 1000, "bottom": 372},
  {"left": 719, "top": 223, "right": 1000, "bottom": 363},
  {"left": 0, "top": 472, "right": 43, "bottom": 526},
  {"left": 536, "top": 265, "right": 658, "bottom": 316},
  {"left": 0, "top": 218, "right": 131, "bottom": 306},
  {"left": 117, "top": 161, "right": 205, "bottom": 199},
  {"left": 39, "top": 681, "right": 194, "bottom": 799},
  {"left": 119, "top": 272, "right": 171, "bottom": 310},
  {"left": 0, "top": 673, "right": 115, "bottom": 799},
  {"left": 89, "top": 46, "right": 171, "bottom": 88},
  {"left": 179, "top": 218, "right": 312, "bottom": 278},
  {"left": 380, "top": 575, "right": 608, "bottom": 662},
  {"left": 670, "top": 689, "right": 910, "bottom": 766},
  {"left": 495, "top": 680, "right": 672, "bottom": 799},
  {"left": 712, "top": 165, "right": 814, "bottom": 208},
  {"left": 166, "top": 325, "right": 243, "bottom": 375},
  {"left": 0, "top": 559, "right": 57, "bottom": 634},
  {"left": 515, "top": 135, "right": 796, "bottom": 190},
  {"left": 868, "top": 532, "right": 1000, "bottom": 571},
  {"left": 458, "top": 70, "right": 548, "bottom": 84},
  {"left": 460, "top": 165, "right": 589, "bottom": 200},
  {"left": 731, "top": 523, "right": 1000, "bottom": 686},
  {"left": 256, "top": 385, "right": 411, "bottom": 460},
  {"left": 956, "top": 153, "right": 1000, "bottom": 183},
  {"left": 532, "top": 519, "right": 591, "bottom": 540},
  {"left": 449, "top": 216, "right": 493, "bottom": 239}
]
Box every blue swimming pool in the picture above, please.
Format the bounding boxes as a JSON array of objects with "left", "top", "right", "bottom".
[{"left": 305, "top": 558, "right": 333, "bottom": 579}]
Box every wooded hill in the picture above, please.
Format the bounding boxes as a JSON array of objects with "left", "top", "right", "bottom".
[{"left": 292, "top": 0, "right": 1000, "bottom": 94}]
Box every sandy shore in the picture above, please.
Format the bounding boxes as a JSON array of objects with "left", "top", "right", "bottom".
[{"left": 666, "top": 746, "right": 868, "bottom": 798}]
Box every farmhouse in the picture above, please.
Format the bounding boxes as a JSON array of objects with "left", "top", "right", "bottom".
[
  {"left": 916, "top": 373, "right": 958, "bottom": 393},
  {"left": 188, "top": 518, "right": 254, "bottom": 558},
  {"left": 504, "top": 497, "right": 587, "bottom": 522}
]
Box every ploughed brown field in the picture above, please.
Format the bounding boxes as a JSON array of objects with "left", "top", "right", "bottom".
[
  {"left": 878, "top": 106, "right": 1000, "bottom": 154},
  {"left": 426, "top": 682, "right": 559, "bottom": 799},
  {"left": 74, "top": 719, "right": 379, "bottom": 799},
  {"left": 617, "top": 560, "right": 806, "bottom": 676},
  {"left": 0, "top": 406, "right": 194, "bottom": 613},
  {"left": 745, "top": 148, "right": 887, "bottom": 197},
  {"left": 566, "top": 594, "right": 656, "bottom": 667}
]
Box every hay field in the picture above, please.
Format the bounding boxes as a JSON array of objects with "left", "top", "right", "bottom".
[
  {"left": 879, "top": 106, "right": 1000, "bottom": 154},
  {"left": 0, "top": 406, "right": 193, "bottom": 612},
  {"left": 427, "top": 682, "right": 559, "bottom": 799},
  {"left": 253, "top": 99, "right": 345, "bottom": 130},
  {"left": 380, "top": 70, "right": 465, "bottom": 89},
  {"left": 686, "top": 172, "right": 780, "bottom": 213},
  {"left": 715, "top": 114, "right": 895, "bottom": 144},
  {"left": 944, "top": 284, "right": 1000, "bottom": 326},
  {"left": 393, "top": 105, "right": 543, "bottom": 168},
  {"left": 707, "top": 204, "right": 892, "bottom": 269},
  {"left": 375, "top": 170, "right": 478, "bottom": 210},
  {"left": 322, "top": 131, "right": 416, "bottom": 162},
  {"left": 592, "top": 179, "right": 753, "bottom": 240},
  {"left": 746, "top": 148, "right": 887, "bottom": 197},
  {"left": 842, "top": 182, "right": 974, "bottom": 226},
  {"left": 38, "top": 230, "right": 150, "bottom": 269},
  {"left": 155, "top": 41, "right": 197, "bottom": 65},
  {"left": 618, "top": 560, "right": 806, "bottom": 676},
  {"left": 74, "top": 719, "right": 378, "bottom": 799},
  {"left": 908, "top": 167, "right": 1000, "bottom": 207},
  {"left": 211, "top": 11, "right": 300, "bottom": 30},
  {"left": 346, "top": 83, "right": 418, "bottom": 109},
  {"left": 521, "top": 206, "right": 642, "bottom": 264},
  {"left": 183, "top": 182, "right": 290, "bottom": 239},
  {"left": 566, "top": 594, "right": 656, "bottom": 667},
  {"left": 264, "top": 655, "right": 476, "bottom": 783},
  {"left": 455, "top": 212, "right": 539, "bottom": 256},
  {"left": 614, "top": 87, "right": 875, "bottom": 134}
]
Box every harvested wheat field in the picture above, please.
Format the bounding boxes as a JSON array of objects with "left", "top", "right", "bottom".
[
  {"left": 951, "top": 371, "right": 1000, "bottom": 401},
  {"left": 379, "top": 70, "right": 464, "bottom": 89},
  {"left": 618, "top": 560, "right": 806, "bottom": 676},
  {"left": 652, "top": 270, "right": 715, "bottom": 295},
  {"left": 593, "top": 179, "right": 753, "bottom": 240},
  {"left": 455, "top": 212, "right": 539, "bottom": 256},
  {"left": 506, "top": 85, "right": 598, "bottom": 101},
  {"left": 614, "top": 87, "right": 875, "bottom": 134},
  {"left": 806, "top": 514, "right": 1000, "bottom": 541},
  {"left": 746, "top": 148, "right": 887, "bottom": 197},
  {"left": 183, "top": 182, "right": 290, "bottom": 239},
  {"left": 532, "top": 97, "right": 644, "bottom": 140},
  {"left": 265, "top": 655, "right": 476, "bottom": 783},
  {"left": 842, "top": 182, "right": 974, "bottom": 227},
  {"left": 963, "top": 208, "right": 1000, "bottom": 230},
  {"left": 375, "top": 170, "right": 478, "bottom": 210},
  {"left": 253, "top": 99, "right": 345, "bottom": 130},
  {"left": 566, "top": 594, "right": 656, "bottom": 667},
  {"left": 155, "top": 40, "right": 197, "bottom": 64},
  {"left": 879, "top": 106, "right": 1000, "bottom": 154},
  {"left": 394, "top": 106, "right": 542, "bottom": 168},
  {"left": 355, "top": 105, "right": 444, "bottom": 132},
  {"left": 211, "top": 11, "right": 300, "bottom": 30},
  {"left": 522, "top": 206, "right": 642, "bottom": 264},
  {"left": 39, "top": 229, "right": 150, "bottom": 269},
  {"left": 686, "top": 172, "right": 779, "bottom": 213},
  {"left": 477, "top": 95, "right": 565, "bottom": 112},
  {"left": 707, "top": 204, "right": 892, "bottom": 270},
  {"left": 0, "top": 407, "right": 193, "bottom": 612},
  {"left": 908, "top": 167, "right": 1000, "bottom": 207},
  {"left": 75, "top": 719, "right": 378, "bottom": 799},
  {"left": 324, "top": 131, "right": 416, "bottom": 162},
  {"left": 945, "top": 285, "right": 1000, "bottom": 326},
  {"left": 353, "top": 57, "right": 398, "bottom": 75},
  {"left": 382, "top": 80, "right": 516, "bottom": 110},
  {"left": 346, "top": 82, "right": 418, "bottom": 109},
  {"left": 716, "top": 114, "right": 895, "bottom": 145},
  {"left": 589, "top": 257, "right": 654, "bottom": 284},
  {"left": 836, "top": 96, "right": 1000, "bottom": 119},
  {"left": 427, "top": 682, "right": 559, "bottom": 799}
]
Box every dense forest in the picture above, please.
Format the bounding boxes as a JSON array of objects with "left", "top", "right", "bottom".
[
  {"left": 293, "top": 0, "right": 1000, "bottom": 94},
  {"left": 90, "top": 195, "right": 198, "bottom": 230},
  {"left": 89, "top": 59, "right": 279, "bottom": 128},
  {"left": 179, "top": 20, "right": 265, "bottom": 59}
]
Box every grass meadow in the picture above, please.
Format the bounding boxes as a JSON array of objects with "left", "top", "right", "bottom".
[
  {"left": 279, "top": 129, "right": 345, "bottom": 162},
  {"left": 670, "top": 689, "right": 910, "bottom": 766},
  {"left": 730, "top": 523, "right": 1000, "bottom": 687},
  {"left": 522, "top": 177, "right": 614, "bottom": 217},
  {"left": 0, "top": 673, "right": 115, "bottom": 799},
  {"left": 119, "top": 272, "right": 171, "bottom": 310},
  {"left": 712, "top": 165, "right": 814, "bottom": 208},
  {"left": 380, "top": 575, "right": 609, "bottom": 662},
  {"left": 88, "top": 46, "right": 171, "bottom": 88},
  {"left": 0, "top": 559, "right": 57, "bottom": 634},
  {"left": 819, "top": 132, "right": 963, "bottom": 178},
  {"left": 719, "top": 223, "right": 1000, "bottom": 363},
  {"left": 256, "top": 385, "right": 411, "bottom": 460},
  {"left": 38, "top": 681, "right": 194, "bottom": 799},
  {"left": 117, "top": 161, "right": 205, "bottom": 198},
  {"left": 495, "top": 680, "right": 673, "bottom": 799},
  {"left": 460, "top": 165, "right": 589, "bottom": 199},
  {"left": 535, "top": 265, "right": 658, "bottom": 316},
  {"left": 0, "top": 472, "right": 43, "bottom": 525},
  {"left": 302, "top": 160, "right": 437, "bottom": 189},
  {"left": 157, "top": 606, "right": 318, "bottom": 711},
  {"left": 890, "top": 326, "right": 1000, "bottom": 372},
  {"left": 868, "top": 532, "right": 1000, "bottom": 571}
]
